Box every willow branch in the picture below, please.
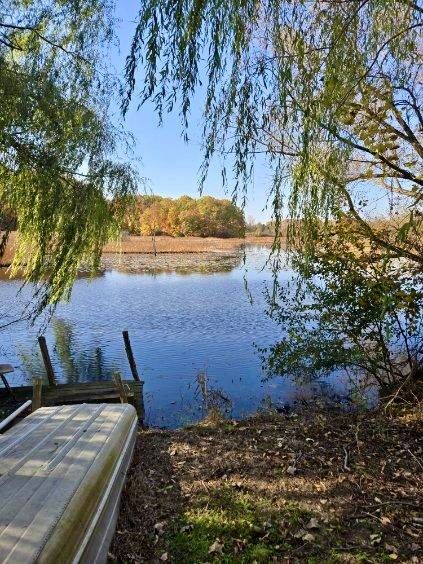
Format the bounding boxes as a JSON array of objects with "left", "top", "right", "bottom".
[
  {"left": 334, "top": 22, "right": 423, "bottom": 114},
  {"left": 346, "top": 174, "right": 422, "bottom": 198},
  {"left": 0, "top": 22, "right": 88, "bottom": 62},
  {"left": 389, "top": 103, "right": 423, "bottom": 160},
  {"left": 339, "top": 184, "right": 423, "bottom": 265},
  {"left": 394, "top": 86, "right": 423, "bottom": 130},
  {"left": 331, "top": 129, "right": 423, "bottom": 187}
]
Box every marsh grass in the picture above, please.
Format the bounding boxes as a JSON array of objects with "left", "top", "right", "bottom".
[{"left": 103, "top": 235, "right": 275, "bottom": 254}]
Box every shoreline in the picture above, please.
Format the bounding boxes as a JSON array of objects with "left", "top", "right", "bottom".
[
  {"left": 111, "top": 404, "right": 423, "bottom": 563},
  {"left": 102, "top": 235, "right": 275, "bottom": 255}
]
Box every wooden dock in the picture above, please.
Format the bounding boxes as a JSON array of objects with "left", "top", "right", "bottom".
[
  {"left": 0, "top": 331, "right": 145, "bottom": 422},
  {"left": 0, "top": 379, "right": 144, "bottom": 420}
]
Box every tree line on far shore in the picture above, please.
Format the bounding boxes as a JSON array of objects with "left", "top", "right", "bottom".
[{"left": 123, "top": 195, "right": 246, "bottom": 238}]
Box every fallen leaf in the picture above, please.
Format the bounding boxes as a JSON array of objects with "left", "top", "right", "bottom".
[
  {"left": 180, "top": 524, "right": 193, "bottom": 533},
  {"left": 370, "top": 533, "right": 382, "bottom": 546},
  {"left": 209, "top": 539, "right": 224, "bottom": 554},
  {"left": 302, "top": 533, "right": 315, "bottom": 542},
  {"left": 411, "top": 543, "right": 420, "bottom": 551},
  {"left": 294, "top": 529, "right": 307, "bottom": 539},
  {"left": 154, "top": 521, "right": 166, "bottom": 535},
  {"left": 381, "top": 516, "right": 391, "bottom": 525},
  {"left": 306, "top": 518, "right": 320, "bottom": 530}
]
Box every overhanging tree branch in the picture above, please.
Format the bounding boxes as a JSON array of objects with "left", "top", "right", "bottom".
[
  {"left": 0, "top": 22, "right": 88, "bottom": 62},
  {"left": 339, "top": 183, "right": 423, "bottom": 265}
]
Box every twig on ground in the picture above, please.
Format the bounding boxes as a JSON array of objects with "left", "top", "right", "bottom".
[
  {"left": 343, "top": 446, "right": 351, "bottom": 471},
  {"left": 406, "top": 448, "right": 423, "bottom": 471}
]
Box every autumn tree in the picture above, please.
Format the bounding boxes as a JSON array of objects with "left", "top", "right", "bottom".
[
  {"left": 123, "top": 195, "right": 246, "bottom": 238},
  {"left": 139, "top": 200, "right": 170, "bottom": 236}
]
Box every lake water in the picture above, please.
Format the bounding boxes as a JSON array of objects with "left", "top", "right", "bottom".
[{"left": 0, "top": 247, "right": 343, "bottom": 427}]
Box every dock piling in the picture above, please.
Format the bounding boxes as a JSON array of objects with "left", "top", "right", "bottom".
[
  {"left": 122, "top": 330, "right": 141, "bottom": 382},
  {"left": 32, "top": 378, "right": 43, "bottom": 411},
  {"left": 113, "top": 372, "right": 128, "bottom": 404},
  {"left": 0, "top": 364, "right": 15, "bottom": 398},
  {"left": 38, "top": 336, "right": 57, "bottom": 387}
]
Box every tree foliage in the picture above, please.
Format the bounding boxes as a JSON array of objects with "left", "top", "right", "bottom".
[
  {"left": 263, "top": 219, "right": 423, "bottom": 394},
  {"left": 124, "top": 195, "right": 246, "bottom": 237},
  {"left": 126, "top": 0, "right": 423, "bottom": 263},
  {"left": 0, "top": 0, "right": 138, "bottom": 315}
]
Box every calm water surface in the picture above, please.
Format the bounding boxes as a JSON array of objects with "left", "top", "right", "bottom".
[{"left": 0, "top": 247, "right": 340, "bottom": 426}]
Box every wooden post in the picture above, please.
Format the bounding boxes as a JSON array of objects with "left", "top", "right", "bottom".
[
  {"left": 113, "top": 372, "right": 128, "bottom": 404},
  {"left": 32, "top": 378, "right": 42, "bottom": 411},
  {"left": 38, "top": 336, "right": 57, "bottom": 387},
  {"left": 122, "top": 331, "right": 141, "bottom": 382}
]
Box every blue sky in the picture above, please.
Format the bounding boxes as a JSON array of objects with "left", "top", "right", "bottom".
[{"left": 110, "top": 1, "right": 273, "bottom": 222}]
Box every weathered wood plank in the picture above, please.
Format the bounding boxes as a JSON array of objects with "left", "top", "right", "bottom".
[
  {"left": 32, "top": 378, "right": 43, "bottom": 411},
  {"left": 0, "top": 379, "right": 145, "bottom": 420},
  {"left": 113, "top": 372, "right": 129, "bottom": 403},
  {"left": 0, "top": 404, "right": 138, "bottom": 563}
]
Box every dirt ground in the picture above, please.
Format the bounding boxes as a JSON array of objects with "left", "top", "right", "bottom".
[{"left": 110, "top": 405, "right": 422, "bottom": 563}]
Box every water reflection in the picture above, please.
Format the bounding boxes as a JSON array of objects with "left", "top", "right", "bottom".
[
  {"left": 20, "top": 318, "right": 118, "bottom": 384},
  {"left": 0, "top": 251, "right": 244, "bottom": 281}
]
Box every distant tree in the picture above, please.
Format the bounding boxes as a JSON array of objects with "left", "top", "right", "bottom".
[
  {"left": 214, "top": 199, "right": 246, "bottom": 237},
  {"left": 179, "top": 206, "right": 207, "bottom": 237},
  {"left": 139, "top": 202, "right": 168, "bottom": 236},
  {"left": 124, "top": 195, "right": 245, "bottom": 238},
  {"left": 0, "top": 0, "right": 138, "bottom": 314},
  {"left": 246, "top": 220, "right": 277, "bottom": 237},
  {"left": 169, "top": 196, "right": 196, "bottom": 236}
]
